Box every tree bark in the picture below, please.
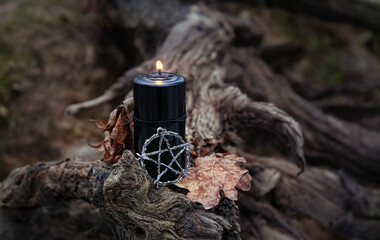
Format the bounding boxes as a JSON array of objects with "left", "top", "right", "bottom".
[
  {"left": 0, "top": 151, "right": 237, "bottom": 240},
  {"left": 238, "top": 152, "right": 380, "bottom": 240}
]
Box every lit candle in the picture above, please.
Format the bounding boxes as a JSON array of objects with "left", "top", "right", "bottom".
[
  {"left": 133, "top": 61, "right": 186, "bottom": 183},
  {"left": 156, "top": 60, "right": 163, "bottom": 77}
]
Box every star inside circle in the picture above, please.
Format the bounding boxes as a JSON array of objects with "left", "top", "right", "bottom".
[{"left": 137, "top": 128, "right": 190, "bottom": 186}]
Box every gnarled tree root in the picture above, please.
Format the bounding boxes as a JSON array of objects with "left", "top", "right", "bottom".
[{"left": 0, "top": 151, "right": 238, "bottom": 240}]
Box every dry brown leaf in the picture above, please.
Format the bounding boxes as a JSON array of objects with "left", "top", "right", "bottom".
[
  {"left": 91, "top": 99, "right": 134, "bottom": 163},
  {"left": 189, "top": 137, "right": 219, "bottom": 158},
  {"left": 175, "top": 153, "right": 252, "bottom": 209},
  {"left": 199, "top": 138, "right": 218, "bottom": 157}
]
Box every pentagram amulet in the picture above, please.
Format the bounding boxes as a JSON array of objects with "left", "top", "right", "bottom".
[{"left": 136, "top": 128, "right": 190, "bottom": 186}]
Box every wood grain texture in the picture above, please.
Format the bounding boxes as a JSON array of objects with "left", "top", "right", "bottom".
[
  {"left": 0, "top": 151, "right": 236, "bottom": 240},
  {"left": 2, "top": 0, "right": 380, "bottom": 239}
]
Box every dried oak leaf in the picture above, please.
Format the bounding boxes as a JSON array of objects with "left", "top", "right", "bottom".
[
  {"left": 90, "top": 98, "right": 134, "bottom": 163},
  {"left": 175, "top": 153, "right": 252, "bottom": 209},
  {"left": 189, "top": 137, "right": 219, "bottom": 158}
]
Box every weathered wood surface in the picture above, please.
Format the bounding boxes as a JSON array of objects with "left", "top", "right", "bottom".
[
  {"left": 2, "top": 146, "right": 380, "bottom": 240},
  {"left": 67, "top": 0, "right": 380, "bottom": 181},
  {"left": 2, "top": 0, "right": 380, "bottom": 239},
  {"left": 238, "top": 152, "right": 380, "bottom": 240},
  {"left": 66, "top": 0, "right": 379, "bottom": 239},
  {"left": 0, "top": 150, "right": 237, "bottom": 240}
]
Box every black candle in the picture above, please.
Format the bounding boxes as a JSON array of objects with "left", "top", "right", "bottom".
[{"left": 133, "top": 61, "right": 187, "bottom": 183}]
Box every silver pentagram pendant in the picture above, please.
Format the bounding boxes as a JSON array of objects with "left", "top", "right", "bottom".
[{"left": 136, "top": 127, "right": 190, "bottom": 187}]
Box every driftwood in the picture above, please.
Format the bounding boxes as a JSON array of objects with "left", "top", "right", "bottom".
[{"left": 2, "top": 0, "right": 380, "bottom": 239}]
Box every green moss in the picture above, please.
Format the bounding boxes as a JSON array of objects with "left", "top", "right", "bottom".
[
  {"left": 0, "top": 0, "right": 11, "bottom": 4},
  {"left": 268, "top": 9, "right": 346, "bottom": 54},
  {"left": 0, "top": 160, "right": 9, "bottom": 180},
  {"left": 306, "top": 33, "right": 328, "bottom": 53},
  {"left": 258, "top": 9, "right": 349, "bottom": 85},
  {"left": 0, "top": 0, "right": 69, "bottom": 36},
  {"left": 0, "top": 37, "right": 13, "bottom": 103},
  {"left": 0, "top": 117, "right": 9, "bottom": 180},
  {"left": 321, "top": 55, "right": 344, "bottom": 84},
  {"left": 0, "top": 0, "right": 71, "bottom": 103}
]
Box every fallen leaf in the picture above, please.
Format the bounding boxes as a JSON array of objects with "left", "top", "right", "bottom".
[
  {"left": 91, "top": 98, "right": 134, "bottom": 163},
  {"left": 175, "top": 153, "right": 252, "bottom": 209},
  {"left": 199, "top": 138, "right": 218, "bottom": 156},
  {"left": 189, "top": 137, "right": 219, "bottom": 158}
]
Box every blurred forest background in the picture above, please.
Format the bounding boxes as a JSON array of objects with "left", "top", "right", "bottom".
[
  {"left": 1, "top": 0, "right": 380, "bottom": 239},
  {"left": 1, "top": 0, "right": 379, "bottom": 180}
]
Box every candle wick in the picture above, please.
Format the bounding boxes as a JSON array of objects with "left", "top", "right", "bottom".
[{"left": 158, "top": 69, "right": 161, "bottom": 77}]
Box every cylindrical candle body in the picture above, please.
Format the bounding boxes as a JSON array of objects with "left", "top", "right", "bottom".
[{"left": 133, "top": 72, "right": 186, "bottom": 182}]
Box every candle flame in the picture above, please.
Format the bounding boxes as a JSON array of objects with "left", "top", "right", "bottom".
[{"left": 156, "top": 60, "right": 163, "bottom": 71}]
